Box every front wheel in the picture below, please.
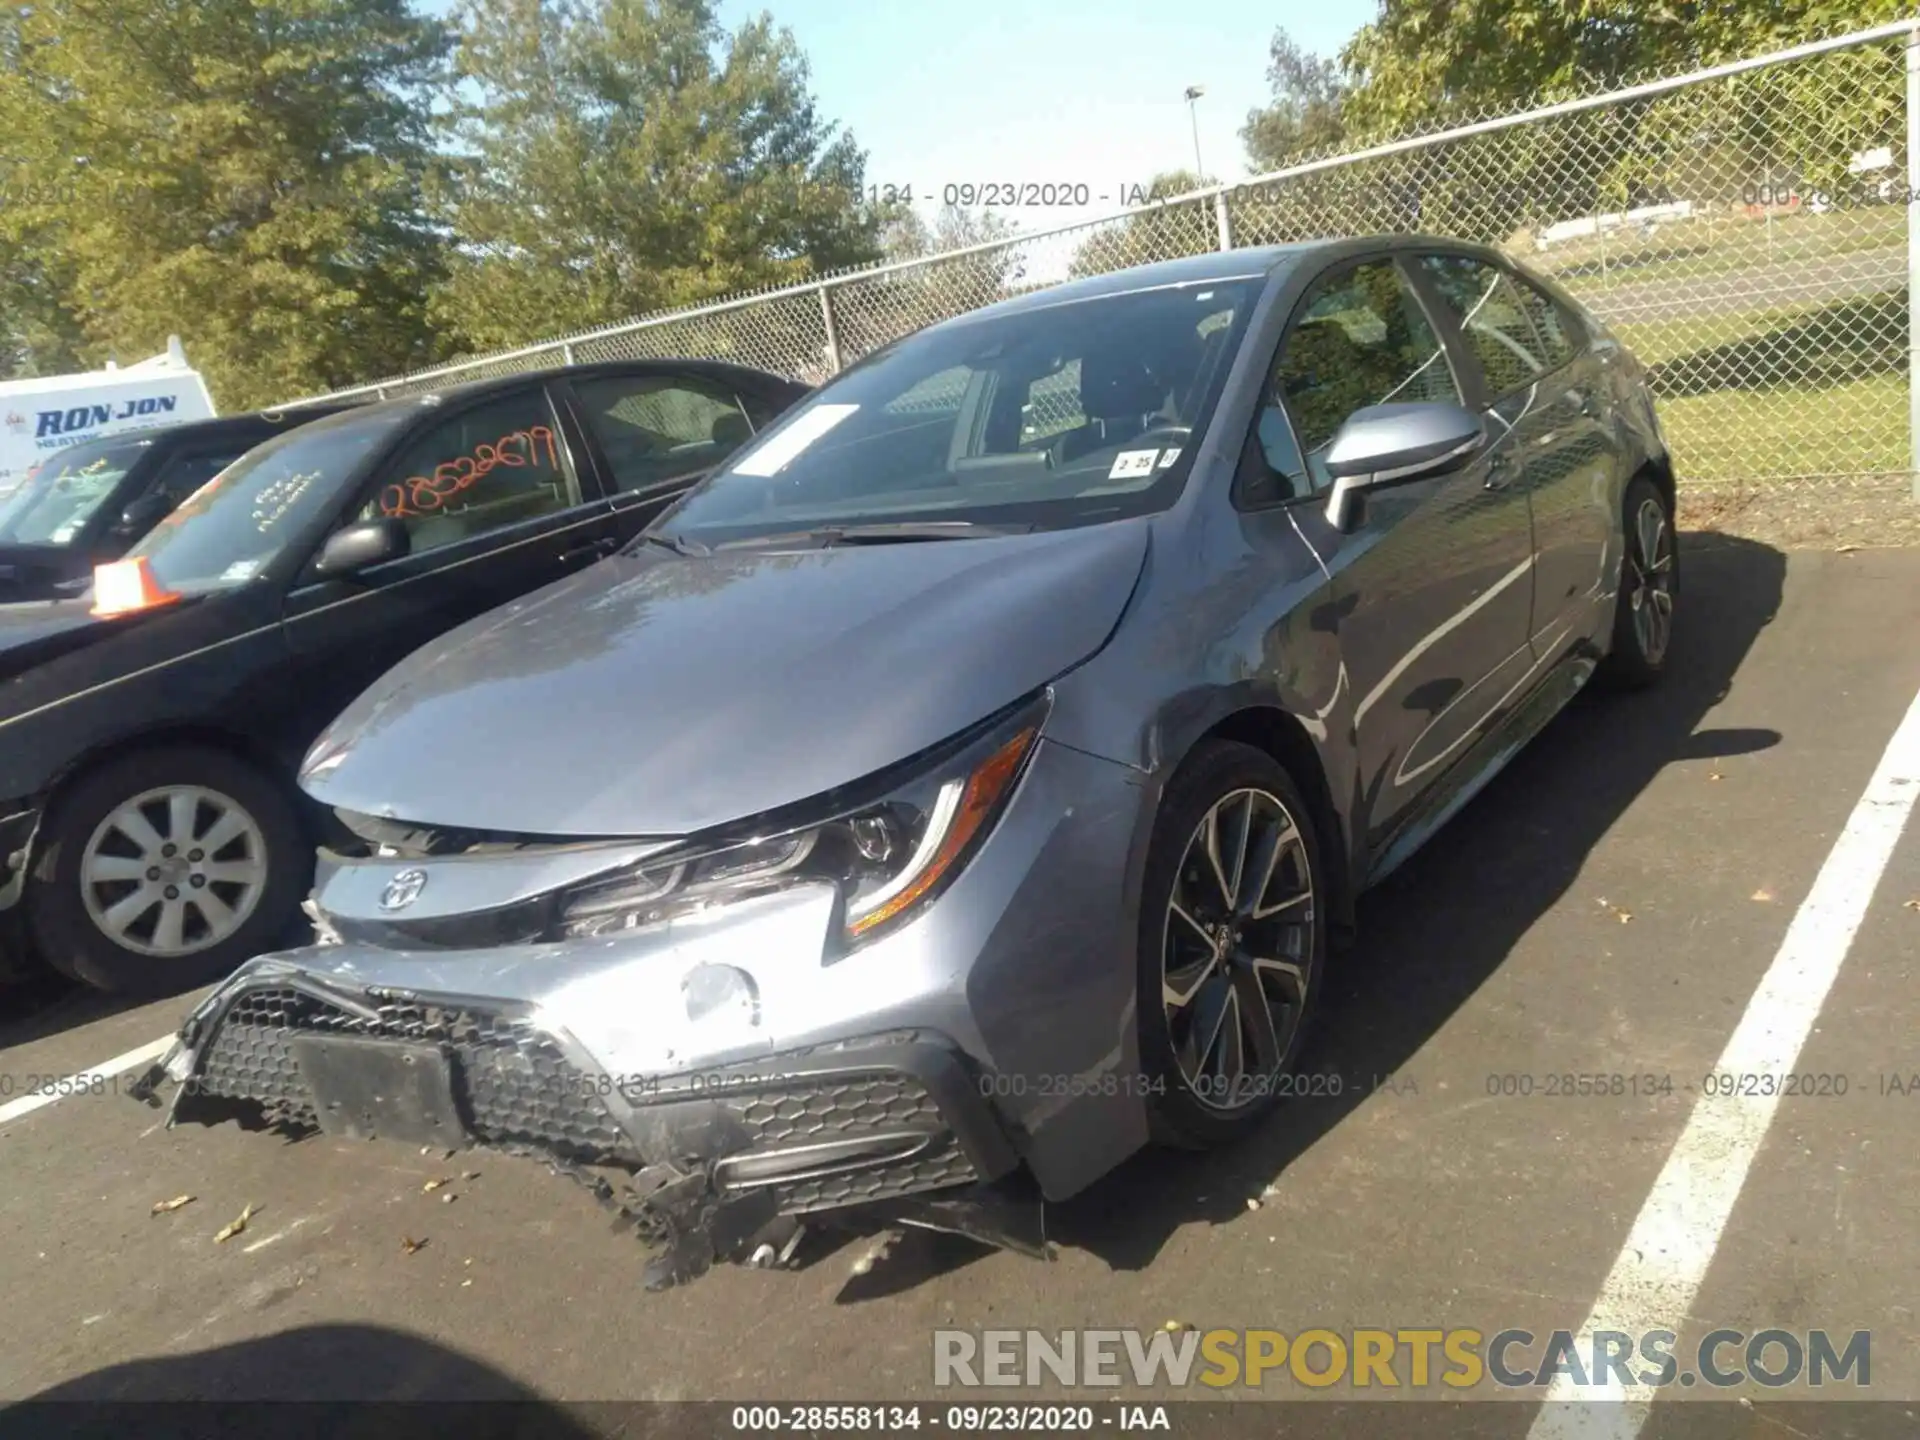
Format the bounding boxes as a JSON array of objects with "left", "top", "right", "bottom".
[
  {"left": 1599, "top": 474, "right": 1677, "bottom": 689},
  {"left": 1136, "top": 741, "right": 1328, "bottom": 1150},
  {"left": 27, "top": 746, "right": 311, "bottom": 996}
]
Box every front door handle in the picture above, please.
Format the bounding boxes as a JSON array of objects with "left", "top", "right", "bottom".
[{"left": 559, "top": 535, "right": 618, "bottom": 564}]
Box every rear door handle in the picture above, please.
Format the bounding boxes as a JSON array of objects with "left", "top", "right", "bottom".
[{"left": 559, "top": 535, "right": 618, "bottom": 564}]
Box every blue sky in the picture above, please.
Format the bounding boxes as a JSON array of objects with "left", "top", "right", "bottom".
[{"left": 416, "top": 0, "right": 1381, "bottom": 227}]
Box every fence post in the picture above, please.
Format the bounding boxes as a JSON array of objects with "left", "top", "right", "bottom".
[
  {"left": 1908, "top": 24, "right": 1920, "bottom": 497},
  {"left": 561, "top": 342, "right": 576, "bottom": 366},
  {"left": 1214, "top": 189, "right": 1234, "bottom": 252},
  {"left": 819, "top": 282, "right": 844, "bottom": 375}
]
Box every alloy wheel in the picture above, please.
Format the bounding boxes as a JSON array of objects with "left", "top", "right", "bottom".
[
  {"left": 1627, "top": 496, "right": 1674, "bottom": 666},
  {"left": 1161, "top": 787, "right": 1315, "bottom": 1111},
  {"left": 79, "top": 785, "right": 269, "bottom": 958}
]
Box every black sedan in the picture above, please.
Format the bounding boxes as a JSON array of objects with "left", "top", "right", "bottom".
[
  {"left": 0, "top": 358, "right": 809, "bottom": 994},
  {"left": 0, "top": 405, "right": 359, "bottom": 603}
]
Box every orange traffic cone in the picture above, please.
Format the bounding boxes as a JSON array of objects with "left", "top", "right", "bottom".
[{"left": 91, "top": 555, "right": 183, "bottom": 618}]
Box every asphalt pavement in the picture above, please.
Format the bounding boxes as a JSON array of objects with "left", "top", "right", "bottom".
[{"left": 1, "top": 537, "right": 1918, "bottom": 1434}]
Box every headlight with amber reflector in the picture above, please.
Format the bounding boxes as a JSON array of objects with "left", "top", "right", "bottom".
[{"left": 555, "top": 692, "right": 1050, "bottom": 948}]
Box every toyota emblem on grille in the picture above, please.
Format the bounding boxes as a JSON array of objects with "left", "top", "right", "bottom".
[{"left": 380, "top": 868, "right": 429, "bottom": 911}]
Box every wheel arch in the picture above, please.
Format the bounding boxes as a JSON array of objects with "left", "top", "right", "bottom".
[{"left": 1163, "top": 703, "right": 1358, "bottom": 943}]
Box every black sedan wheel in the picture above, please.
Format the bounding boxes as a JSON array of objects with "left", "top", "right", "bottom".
[
  {"left": 1137, "top": 740, "right": 1327, "bottom": 1149},
  {"left": 28, "top": 746, "right": 310, "bottom": 996}
]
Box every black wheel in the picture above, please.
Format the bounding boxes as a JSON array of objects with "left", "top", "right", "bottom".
[
  {"left": 27, "top": 746, "right": 310, "bottom": 997},
  {"left": 1599, "top": 474, "right": 1677, "bottom": 690},
  {"left": 1136, "top": 740, "right": 1327, "bottom": 1149}
]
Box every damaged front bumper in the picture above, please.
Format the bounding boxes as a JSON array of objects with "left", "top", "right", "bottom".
[{"left": 131, "top": 885, "right": 1042, "bottom": 1288}]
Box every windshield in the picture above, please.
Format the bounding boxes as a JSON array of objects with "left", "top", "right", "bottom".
[
  {"left": 126, "top": 408, "right": 406, "bottom": 593},
  {"left": 0, "top": 437, "right": 152, "bottom": 546},
  {"left": 660, "top": 276, "right": 1264, "bottom": 544}
]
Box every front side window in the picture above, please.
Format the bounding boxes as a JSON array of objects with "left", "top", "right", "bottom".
[
  {"left": 0, "top": 437, "right": 151, "bottom": 545},
  {"left": 127, "top": 408, "right": 407, "bottom": 592},
  {"left": 659, "top": 276, "right": 1264, "bottom": 545},
  {"left": 1262, "top": 259, "right": 1462, "bottom": 495},
  {"left": 357, "top": 388, "right": 576, "bottom": 554},
  {"left": 1418, "top": 255, "right": 1562, "bottom": 396},
  {"left": 572, "top": 374, "right": 770, "bottom": 496}
]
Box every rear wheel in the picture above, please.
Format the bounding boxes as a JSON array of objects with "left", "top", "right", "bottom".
[
  {"left": 1599, "top": 474, "right": 1677, "bottom": 689},
  {"left": 1136, "top": 741, "right": 1327, "bottom": 1150},
  {"left": 27, "top": 746, "right": 310, "bottom": 996}
]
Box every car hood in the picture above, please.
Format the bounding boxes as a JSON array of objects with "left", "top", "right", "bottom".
[{"left": 302, "top": 521, "right": 1153, "bottom": 838}]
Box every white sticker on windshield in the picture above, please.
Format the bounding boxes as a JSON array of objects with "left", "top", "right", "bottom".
[
  {"left": 731, "top": 403, "right": 861, "bottom": 477},
  {"left": 1158, "top": 447, "right": 1182, "bottom": 468},
  {"left": 1108, "top": 448, "right": 1161, "bottom": 480},
  {"left": 219, "top": 558, "right": 263, "bottom": 582}
]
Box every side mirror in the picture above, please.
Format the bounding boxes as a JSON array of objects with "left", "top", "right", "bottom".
[
  {"left": 116, "top": 493, "right": 172, "bottom": 535},
  {"left": 314, "top": 518, "right": 409, "bottom": 579},
  {"left": 1322, "top": 402, "right": 1487, "bottom": 533}
]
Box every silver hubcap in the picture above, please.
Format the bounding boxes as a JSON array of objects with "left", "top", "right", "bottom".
[
  {"left": 80, "top": 785, "right": 268, "bottom": 958},
  {"left": 1627, "top": 497, "right": 1674, "bottom": 665},
  {"left": 1162, "top": 787, "right": 1315, "bottom": 1112}
]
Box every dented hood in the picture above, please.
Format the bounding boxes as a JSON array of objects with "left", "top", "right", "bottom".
[{"left": 301, "top": 521, "right": 1151, "bottom": 838}]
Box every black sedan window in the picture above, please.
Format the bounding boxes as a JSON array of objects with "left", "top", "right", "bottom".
[
  {"left": 0, "top": 437, "right": 152, "bottom": 545},
  {"left": 126, "top": 408, "right": 407, "bottom": 593}
]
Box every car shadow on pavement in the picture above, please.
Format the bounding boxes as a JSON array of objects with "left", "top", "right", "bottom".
[
  {"left": 1045, "top": 528, "right": 1787, "bottom": 1273},
  {"left": 2, "top": 1323, "right": 608, "bottom": 1438}
]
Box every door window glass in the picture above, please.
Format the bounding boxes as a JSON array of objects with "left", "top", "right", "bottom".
[
  {"left": 572, "top": 374, "right": 773, "bottom": 496},
  {"left": 1266, "top": 260, "right": 1462, "bottom": 495},
  {"left": 363, "top": 388, "right": 575, "bottom": 554},
  {"left": 1419, "top": 255, "right": 1564, "bottom": 395}
]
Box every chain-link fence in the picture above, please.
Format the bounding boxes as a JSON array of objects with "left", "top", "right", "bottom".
[{"left": 299, "top": 20, "right": 1920, "bottom": 494}]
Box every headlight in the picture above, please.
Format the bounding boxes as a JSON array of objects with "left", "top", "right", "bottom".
[{"left": 556, "top": 692, "right": 1049, "bottom": 949}]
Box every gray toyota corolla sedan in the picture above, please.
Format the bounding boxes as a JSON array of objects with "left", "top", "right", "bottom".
[{"left": 140, "top": 237, "right": 1677, "bottom": 1287}]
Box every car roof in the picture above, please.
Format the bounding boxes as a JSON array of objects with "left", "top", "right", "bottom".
[{"left": 277, "top": 357, "right": 806, "bottom": 425}]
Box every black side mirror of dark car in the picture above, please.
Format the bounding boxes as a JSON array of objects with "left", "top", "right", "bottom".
[
  {"left": 1322, "top": 402, "right": 1488, "bottom": 533},
  {"left": 314, "top": 518, "right": 410, "bottom": 579},
  {"left": 116, "top": 493, "right": 173, "bottom": 535}
]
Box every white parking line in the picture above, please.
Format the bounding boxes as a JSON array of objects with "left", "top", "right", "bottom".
[
  {"left": 0, "top": 1034, "right": 172, "bottom": 1129},
  {"left": 1529, "top": 682, "right": 1920, "bottom": 1439}
]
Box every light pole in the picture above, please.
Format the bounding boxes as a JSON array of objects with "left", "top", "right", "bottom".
[{"left": 1183, "top": 84, "right": 1206, "bottom": 179}]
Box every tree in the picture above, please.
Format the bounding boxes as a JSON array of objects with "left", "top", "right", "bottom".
[
  {"left": 431, "top": 0, "right": 887, "bottom": 358},
  {"left": 1066, "top": 171, "right": 1216, "bottom": 280},
  {"left": 1241, "top": 29, "right": 1348, "bottom": 172},
  {"left": 0, "top": 0, "right": 453, "bottom": 406},
  {"left": 833, "top": 203, "right": 1026, "bottom": 359}
]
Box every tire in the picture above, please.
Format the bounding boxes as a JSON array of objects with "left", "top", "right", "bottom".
[
  {"left": 1136, "top": 740, "right": 1329, "bottom": 1150},
  {"left": 27, "top": 746, "right": 310, "bottom": 997},
  {"left": 1598, "top": 473, "right": 1678, "bottom": 690}
]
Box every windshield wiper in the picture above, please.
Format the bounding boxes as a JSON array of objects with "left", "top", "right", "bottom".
[
  {"left": 630, "top": 530, "right": 711, "bottom": 558},
  {"left": 713, "top": 520, "right": 1033, "bottom": 551}
]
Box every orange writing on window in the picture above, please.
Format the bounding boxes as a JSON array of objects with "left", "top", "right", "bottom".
[{"left": 379, "top": 427, "right": 558, "bottom": 519}]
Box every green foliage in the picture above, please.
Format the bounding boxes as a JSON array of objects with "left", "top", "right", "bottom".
[
  {"left": 430, "top": 0, "right": 887, "bottom": 357},
  {"left": 0, "top": 0, "right": 452, "bottom": 407},
  {"left": 1240, "top": 29, "right": 1348, "bottom": 171},
  {"left": 1066, "top": 170, "right": 1218, "bottom": 281}
]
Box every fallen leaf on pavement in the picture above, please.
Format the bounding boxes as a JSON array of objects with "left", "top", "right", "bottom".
[
  {"left": 1751, "top": 889, "right": 1774, "bottom": 902},
  {"left": 1708, "top": 771, "right": 1723, "bottom": 781},
  {"left": 422, "top": 1177, "right": 451, "bottom": 1194},
  {"left": 1164, "top": 1320, "right": 1192, "bottom": 1333},
  {"left": 214, "top": 1203, "right": 257, "bottom": 1243},
  {"left": 1903, "top": 898, "right": 1919, "bottom": 912},
  {"left": 150, "top": 1194, "right": 195, "bottom": 1216},
  {"left": 440, "top": 1193, "right": 457, "bottom": 1204},
  {"left": 401, "top": 1236, "right": 428, "bottom": 1254}
]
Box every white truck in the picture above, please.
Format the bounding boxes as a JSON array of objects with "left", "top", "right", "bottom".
[{"left": 0, "top": 337, "right": 217, "bottom": 498}]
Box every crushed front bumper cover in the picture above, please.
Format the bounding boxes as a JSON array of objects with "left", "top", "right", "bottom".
[{"left": 130, "top": 953, "right": 1045, "bottom": 1289}]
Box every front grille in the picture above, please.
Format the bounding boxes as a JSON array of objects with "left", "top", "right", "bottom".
[
  {"left": 626, "top": 1066, "right": 979, "bottom": 1213},
  {"left": 195, "top": 987, "right": 639, "bottom": 1164}
]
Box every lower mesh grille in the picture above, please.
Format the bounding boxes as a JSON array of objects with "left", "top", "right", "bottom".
[
  {"left": 627, "top": 1068, "right": 980, "bottom": 1212},
  {"left": 195, "top": 987, "right": 638, "bottom": 1164}
]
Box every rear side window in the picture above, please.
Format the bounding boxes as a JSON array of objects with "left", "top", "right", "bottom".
[
  {"left": 572, "top": 374, "right": 777, "bottom": 496},
  {"left": 1419, "top": 255, "right": 1576, "bottom": 396}
]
